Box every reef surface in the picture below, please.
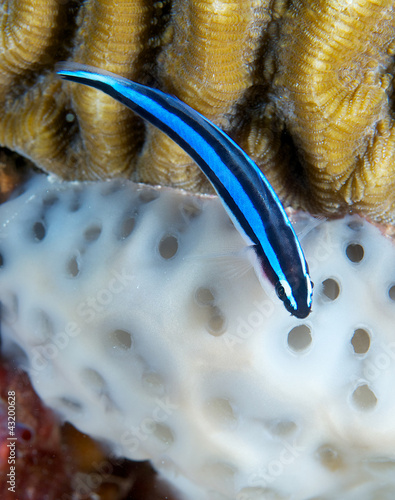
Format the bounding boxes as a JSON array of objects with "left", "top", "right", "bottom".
[{"left": 0, "top": 0, "right": 395, "bottom": 221}]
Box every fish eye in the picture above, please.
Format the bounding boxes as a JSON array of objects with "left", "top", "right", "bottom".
[{"left": 276, "top": 283, "right": 285, "bottom": 299}]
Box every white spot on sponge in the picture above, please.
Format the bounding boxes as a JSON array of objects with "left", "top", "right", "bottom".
[{"left": 2, "top": 174, "right": 395, "bottom": 499}]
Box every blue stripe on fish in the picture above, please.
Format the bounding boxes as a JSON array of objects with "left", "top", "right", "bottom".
[{"left": 56, "top": 62, "right": 313, "bottom": 318}]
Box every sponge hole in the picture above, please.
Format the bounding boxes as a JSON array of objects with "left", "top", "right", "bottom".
[
  {"left": 288, "top": 325, "right": 312, "bottom": 352},
  {"left": 158, "top": 234, "right": 178, "bottom": 259},
  {"left": 108, "top": 329, "right": 132, "bottom": 352},
  {"left": 351, "top": 328, "right": 370, "bottom": 354},
  {"left": 0, "top": 252, "right": 4, "bottom": 268},
  {"left": 195, "top": 287, "right": 215, "bottom": 306},
  {"left": 42, "top": 194, "right": 59, "bottom": 208},
  {"left": 101, "top": 180, "right": 124, "bottom": 196},
  {"left": 351, "top": 384, "right": 377, "bottom": 410},
  {"left": 204, "top": 397, "right": 237, "bottom": 429},
  {"left": 139, "top": 188, "right": 160, "bottom": 204},
  {"left": 347, "top": 219, "right": 364, "bottom": 231},
  {"left": 346, "top": 243, "right": 364, "bottom": 263},
  {"left": 118, "top": 215, "right": 136, "bottom": 240},
  {"left": 388, "top": 284, "right": 395, "bottom": 301},
  {"left": 32, "top": 221, "right": 46, "bottom": 241},
  {"left": 180, "top": 201, "right": 202, "bottom": 221},
  {"left": 194, "top": 288, "right": 226, "bottom": 336},
  {"left": 321, "top": 278, "right": 340, "bottom": 301},
  {"left": 84, "top": 224, "right": 102, "bottom": 242},
  {"left": 268, "top": 419, "right": 297, "bottom": 437},
  {"left": 66, "top": 255, "right": 80, "bottom": 277},
  {"left": 69, "top": 189, "right": 82, "bottom": 212},
  {"left": 316, "top": 444, "right": 343, "bottom": 471},
  {"left": 206, "top": 308, "right": 227, "bottom": 336},
  {"left": 153, "top": 424, "right": 174, "bottom": 448},
  {"left": 81, "top": 368, "right": 107, "bottom": 396}
]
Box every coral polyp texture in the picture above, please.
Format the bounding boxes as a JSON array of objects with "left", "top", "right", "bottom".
[
  {"left": 273, "top": 0, "right": 395, "bottom": 220},
  {"left": 2, "top": 175, "right": 395, "bottom": 499},
  {"left": 1, "top": 0, "right": 395, "bottom": 221}
]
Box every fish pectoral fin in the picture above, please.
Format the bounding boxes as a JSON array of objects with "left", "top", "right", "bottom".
[
  {"left": 216, "top": 253, "right": 254, "bottom": 281},
  {"left": 184, "top": 246, "right": 254, "bottom": 281},
  {"left": 291, "top": 214, "right": 327, "bottom": 242}
]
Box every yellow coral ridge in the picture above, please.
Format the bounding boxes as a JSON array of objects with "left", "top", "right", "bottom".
[
  {"left": 137, "top": 0, "right": 270, "bottom": 190},
  {"left": 0, "top": 0, "right": 75, "bottom": 175},
  {"left": 275, "top": 0, "right": 395, "bottom": 220},
  {"left": 0, "top": 0, "right": 60, "bottom": 99},
  {"left": 1, "top": 0, "right": 395, "bottom": 222},
  {"left": 71, "top": 0, "right": 152, "bottom": 179},
  {"left": 0, "top": 75, "right": 75, "bottom": 175}
]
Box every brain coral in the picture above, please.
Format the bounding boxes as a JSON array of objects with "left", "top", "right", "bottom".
[
  {"left": 2, "top": 174, "right": 395, "bottom": 499},
  {"left": 0, "top": 0, "right": 395, "bottom": 222}
]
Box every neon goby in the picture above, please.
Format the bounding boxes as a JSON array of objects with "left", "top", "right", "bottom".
[{"left": 56, "top": 62, "right": 313, "bottom": 318}]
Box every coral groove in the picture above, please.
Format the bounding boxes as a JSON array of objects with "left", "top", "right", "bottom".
[{"left": 71, "top": 0, "right": 153, "bottom": 179}]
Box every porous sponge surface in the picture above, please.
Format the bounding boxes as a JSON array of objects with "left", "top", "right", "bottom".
[{"left": 1, "top": 175, "right": 395, "bottom": 500}]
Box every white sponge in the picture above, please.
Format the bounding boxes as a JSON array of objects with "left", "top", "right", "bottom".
[{"left": 2, "top": 174, "right": 395, "bottom": 500}]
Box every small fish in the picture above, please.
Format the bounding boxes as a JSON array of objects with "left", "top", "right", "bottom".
[{"left": 56, "top": 62, "right": 313, "bottom": 318}]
